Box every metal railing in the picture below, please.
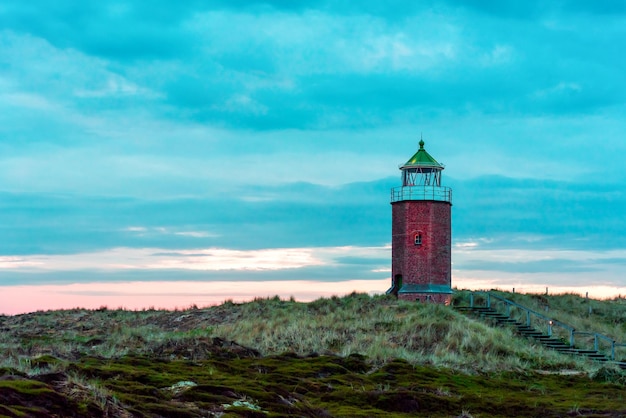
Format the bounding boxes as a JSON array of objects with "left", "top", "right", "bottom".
[
  {"left": 460, "top": 291, "right": 625, "bottom": 361},
  {"left": 390, "top": 186, "right": 452, "bottom": 203}
]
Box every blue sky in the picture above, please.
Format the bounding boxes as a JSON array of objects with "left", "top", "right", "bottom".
[{"left": 1, "top": 1, "right": 626, "bottom": 310}]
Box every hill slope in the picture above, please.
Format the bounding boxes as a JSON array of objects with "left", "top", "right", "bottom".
[{"left": 1, "top": 292, "right": 625, "bottom": 417}]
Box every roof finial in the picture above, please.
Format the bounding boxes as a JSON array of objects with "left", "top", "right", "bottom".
[{"left": 419, "top": 133, "right": 425, "bottom": 150}]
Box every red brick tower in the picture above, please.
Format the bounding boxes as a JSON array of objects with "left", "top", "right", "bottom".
[{"left": 387, "top": 139, "right": 452, "bottom": 304}]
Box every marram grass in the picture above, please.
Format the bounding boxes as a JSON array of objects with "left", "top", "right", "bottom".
[
  {"left": 0, "top": 292, "right": 618, "bottom": 374},
  {"left": 1, "top": 292, "right": 625, "bottom": 417},
  {"left": 211, "top": 293, "right": 589, "bottom": 373}
]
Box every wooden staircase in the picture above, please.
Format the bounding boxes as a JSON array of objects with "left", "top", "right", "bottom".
[{"left": 456, "top": 303, "right": 626, "bottom": 369}]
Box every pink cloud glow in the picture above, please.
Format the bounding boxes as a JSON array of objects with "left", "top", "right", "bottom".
[
  {"left": 1, "top": 277, "right": 624, "bottom": 316},
  {"left": 0, "top": 279, "right": 390, "bottom": 315}
]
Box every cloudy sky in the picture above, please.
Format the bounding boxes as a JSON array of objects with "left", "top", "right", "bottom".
[{"left": 1, "top": 1, "right": 625, "bottom": 313}]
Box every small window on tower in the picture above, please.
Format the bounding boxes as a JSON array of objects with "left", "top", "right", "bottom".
[{"left": 414, "top": 233, "right": 422, "bottom": 246}]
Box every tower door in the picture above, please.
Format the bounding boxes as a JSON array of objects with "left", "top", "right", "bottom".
[{"left": 393, "top": 275, "right": 403, "bottom": 296}]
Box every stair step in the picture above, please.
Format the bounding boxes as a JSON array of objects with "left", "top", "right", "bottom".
[
  {"left": 521, "top": 334, "right": 545, "bottom": 339},
  {"left": 519, "top": 332, "right": 543, "bottom": 337},
  {"left": 455, "top": 299, "right": 625, "bottom": 367},
  {"left": 543, "top": 339, "right": 567, "bottom": 344},
  {"left": 482, "top": 314, "right": 509, "bottom": 319},
  {"left": 567, "top": 350, "right": 590, "bottom": 355},
  {"left": 556, "top": 349, "right": 580, "bottom": 354},
  {"left": 518, "top": 330, "right": 543, "bottom": 335},
  {"left": 583, "top": 355, "right": 609, "bottom": 361},
  {"left": 547, "top": 346, "right": 572, "bottom": 351}
]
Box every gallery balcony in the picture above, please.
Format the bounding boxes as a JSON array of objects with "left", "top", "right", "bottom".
[{"left": 390, "top": 185, "right": 452, "bottom": 204}]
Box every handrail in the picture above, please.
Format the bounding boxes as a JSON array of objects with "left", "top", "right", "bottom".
[
  {"left": 487, "top": 292, "right": 575, "bottom": 332},
  {"left": 573, "top": 331, "right": 617, "bottom": 355},
  {"left": 574, "top": 331, "right": 614, "bottom": 342},
  {"left": 461, "top": 291, "right": 625, "bottom": 360},
  {"left": 390, "top": 185, "right": 452, "bottom": 203}
]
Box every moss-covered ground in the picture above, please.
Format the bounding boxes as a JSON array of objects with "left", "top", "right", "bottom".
[{"left": 1, "top": 352, "right": 625, "bottom": 417}]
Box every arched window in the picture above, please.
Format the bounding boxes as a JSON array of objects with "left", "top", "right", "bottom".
[{"left": 414, "top": 233, "right": 422, "bottom": 246}]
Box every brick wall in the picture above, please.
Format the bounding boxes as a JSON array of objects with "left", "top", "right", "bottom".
[{"left": 391, "top": 200, "right": 451, "bottom": 289}]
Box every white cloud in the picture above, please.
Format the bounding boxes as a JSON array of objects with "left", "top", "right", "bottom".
[
  {"left": 147, "top": 248, "right": 322, "bottom": 271},
  {"left": 532, "top": 82, "right": 582, "bottom": 99},
  {"left": 2, "top": 92, "right": 55, "bottom": 110},
  {"left": 187, "top": 10, "right": 463, "bottom": 76},
  {"left": 173, "top": 231, "right": 217, "bottom": 238},
  {"left": 73, "top": 75, "right": 150, "bottom": 98},
  {"left": 479, "top": 44, "right": 514, "bottom": 66},
  {"left": 219, "top": 94, "right": 269, "bottom": 115},
  {"left": 0, "top": 256, "right": 43, "bottom": 269},
  {"left": 0, "top": 248, "right": 316, "bottom": 272},
  {"left": 0, "top": 245, "right": 388, "bottom": 273},
  {"left": 453, "top": 244, "right": 626, "bottom": 289},
  {"left": 0, "top": 31, "right": 153, "bottom": 102},
  {"left": 124, "top": 227, "right": 219, "bottom": 239}
]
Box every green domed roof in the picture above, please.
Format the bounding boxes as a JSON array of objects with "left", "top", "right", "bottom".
[{"left": 400, "top": 140, "right": 443, "bottom": 170}]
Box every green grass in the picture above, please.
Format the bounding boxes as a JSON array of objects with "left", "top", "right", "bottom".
[
  {"left": 211, "top": 294, "right": 577, "bottom": 372},
  {"left": 1, "top": 292, "right": 620, "bottom": 372},
  {"left": 0, "top": 291, "right": 625, "bottom": 416}
]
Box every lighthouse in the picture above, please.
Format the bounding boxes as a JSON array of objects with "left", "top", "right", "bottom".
[{"left": 387, "top": 139, "right": 453, "bottom": 304}]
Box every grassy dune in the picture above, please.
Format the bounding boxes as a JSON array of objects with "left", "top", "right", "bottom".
[{"left": 0, "top": 292, "right": 625, "bottom": 417}]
